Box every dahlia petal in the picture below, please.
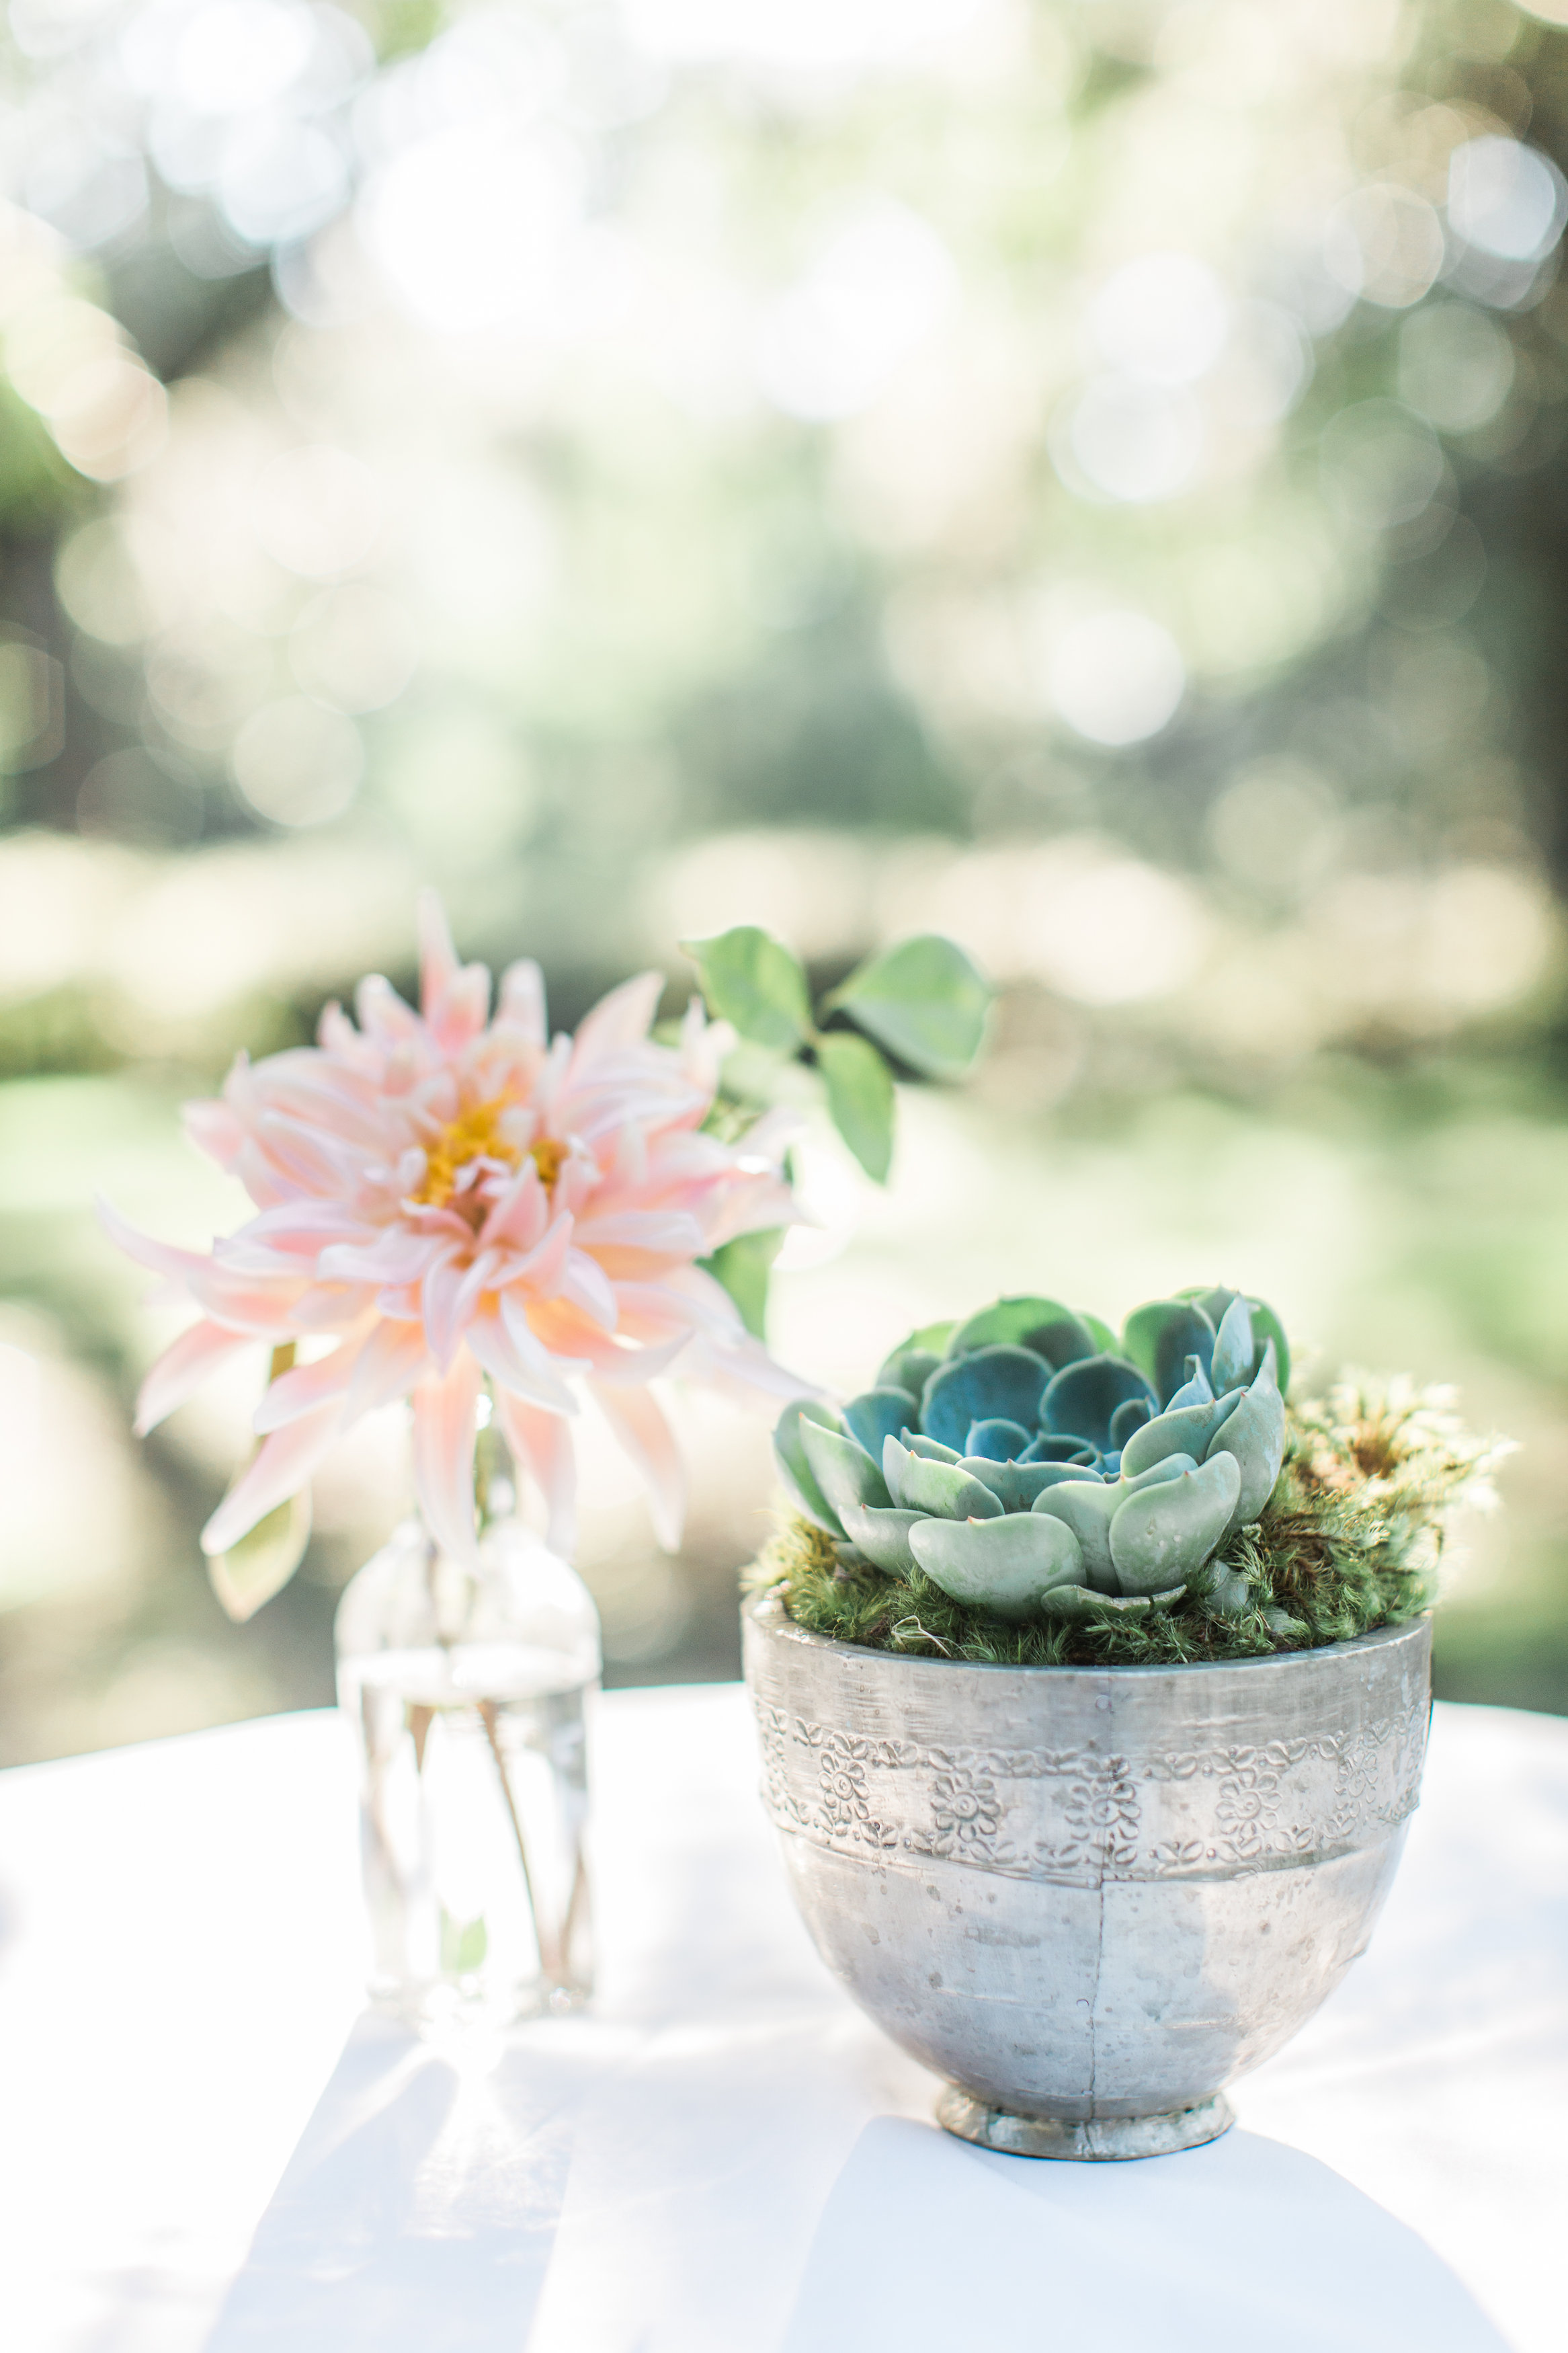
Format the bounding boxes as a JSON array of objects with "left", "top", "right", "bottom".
[
  {"left": 591, "top": 1382, "right": 684, "bottom": 1552},
  {"left": 477, "top": 1162, "right": 550, "bottom": 1251},
  {"left": 411, "top": 1352, "right": 484, "bottom": 1567},
  {"left": 182, "top": 1098, "right": 247, "bottom": 1168},
  {"left": 610, "top": 1119, "right": 648, "bottom": 1189},
  {"left": 135, "top": 1320, "right": 257, "bottom": 1435},
  {"left": 494, "top": 1391, "right": 578, "bottom": 1558},
  {"left": 609, "top": 1283, "right": 707, "bottom": 1346},
  {"left": 376, "top": 1284, "right": 423, "bottom": 1320},
  {"left": 231, "top": 1200, "right": 372, "bottom": 1247},
  {"left": 552, "top": 1150, "right": 601, "bottom": 1218},
  {"left": 563, "top": 1077, "right": 708, "bottom": 1146},
  {"left": 557, "top": 1248, "right": 620, "bottom": 1332},
  {"left": 434, "top": 965, "right": 492, "bottom": 1054},
  {"left": 320, "top": 1226, "right": 444, "bottom": 1286},
  {"left": 570, "top": 972, "right": 665, "bottom": 1069},
  {"left": 95, "top": 1195, "right": 208, "bottom": 1290},
  {"left": 417, "top": 885, "right": 461, "bottom": 1009},
  {"left": 253, "top": 1112, "right": 368, "bottom": 1195},
  {"left": 420, "top": 1248, "right": 472, "bottom": 1368},
  {"left": 354, "top": 972, "right": 420, "bottom": 1043},
  {"left": 498, "top": 1287, "right": 587, "bottom": 1375},
  {"left": 229, "top": 1144, "right": 298, "bottom": 1211},
  {"left": 573, "top": 1210, "right": 704, "bottom": 1254},
  {"left": 490, "top": 1215, "right": 575, "bottom": 1300},
  {"left": 286, "top": 1283, "right": 376, "bottom": 1332},
  {"left": 569, "top": 1327, "right": 693, "bottom": 1385},
  {"left": 253, "top": 1328, "right": 374, "bottom": 1433},
  {"left": 342, "top": 1317, "right": 429, "bottom": 1422},
  {"left": 646, "top": 1262, "right": 738, "bottom": 1322},
  {"left": 682, "top": 1321, "right": 822, "bottom": 1406},
  {"left": 498, "top": 957, "right": 547, "bottom": 1048},
  {"left": 183, "top": 1263, "right": 311, "bottom": 1334},
  {"left": 701, "top": 1172, "right": 802, "bottom": 1250},
  {"left": 466, "top": 1308, "right": 579, "bottom": 1414},
  {"left": 201, "top": 1403, "right": 341, "bottom": 1556},
  {"left": 678, "top": 996, "right": 735, "bottom": 1092},
  {"left": 419, "top": 887, "right": 492, "bottom": 1052},
  {"left": 216, "top": 1203, "right": 376, "bottom": 1275}
]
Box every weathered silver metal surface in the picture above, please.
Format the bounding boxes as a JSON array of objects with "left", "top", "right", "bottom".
[
  {"left": 742, "top": 1595, "right": 1430, "bottom": 2152},
  {"left": 936, "top": 2087, "right": 1235, "bottom": 2160}
]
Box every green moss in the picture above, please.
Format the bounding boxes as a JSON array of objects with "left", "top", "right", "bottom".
[{"left": 746, "top": 1375, "right": 1510, "bottom": 1667}]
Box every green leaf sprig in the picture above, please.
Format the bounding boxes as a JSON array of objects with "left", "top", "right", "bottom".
[{"left": 683, "top": 926, "right": 992, "bottom": 1334}]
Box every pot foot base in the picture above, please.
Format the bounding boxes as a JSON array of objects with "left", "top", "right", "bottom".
[{"left": 936, "top": 2087, "right": 1234, "bottom": 2162}]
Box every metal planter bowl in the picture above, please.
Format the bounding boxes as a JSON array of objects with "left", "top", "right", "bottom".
[{"left": 743, "top": 1594, "right": 1430, "bottom": 2160}]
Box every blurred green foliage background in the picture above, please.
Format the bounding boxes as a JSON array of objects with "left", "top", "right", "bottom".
[{"left": 4, "top": 0, "right": 1568, "bottom": 1761}]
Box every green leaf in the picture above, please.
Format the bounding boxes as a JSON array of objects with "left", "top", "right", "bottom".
[
  {"left": 440, "top": 1909, "right": 489, "bottom": 1974},
  {"left": 816, "top": 1030, "right": 895, "bottom": 1183},
  {"left": 682, "top": 926, "right": 812, "bottom": 1053},
  {"left": 700, "top": 1228, "right": 783, "bottom": 1339},
  {"left": 208, "top": 1488, "right": 312, "bottom": 1624},
  {"left": 825, "top": 935, "right": 991, "bottom": 1081}
]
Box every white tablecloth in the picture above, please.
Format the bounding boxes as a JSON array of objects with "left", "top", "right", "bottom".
[{"left": 1, "top": 1691, "right": 1564, "bottom": 2353}]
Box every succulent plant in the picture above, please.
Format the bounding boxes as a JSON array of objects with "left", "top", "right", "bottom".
[{"left": 774, "top": 1288, "right": 1289, "bottom": 1625}]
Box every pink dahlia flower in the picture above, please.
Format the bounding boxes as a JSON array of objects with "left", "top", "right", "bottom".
[{"left": 104, "top": 893, "right": 808, "bottom": 1574}]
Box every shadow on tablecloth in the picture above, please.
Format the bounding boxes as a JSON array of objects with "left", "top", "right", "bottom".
[
  {"left": 202, "top": 2013, "right": 589, "bottom": 2353},
  {"left": 779, "top": 2116, "right": 1512, "bottom": 2353}
]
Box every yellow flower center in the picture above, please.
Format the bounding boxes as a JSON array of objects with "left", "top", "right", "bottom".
[{"left": 412, "top": 1098, "right": 565, "bottom": 1209}]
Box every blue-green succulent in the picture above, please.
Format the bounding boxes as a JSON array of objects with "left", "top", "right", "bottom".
[{"left": 774, "top": 1288, "right": 1289, "bottom": 1624}]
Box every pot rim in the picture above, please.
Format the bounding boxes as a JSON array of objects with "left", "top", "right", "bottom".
[{"left": 742, "top": 1589, "right": 1431, "bottom": 1685}]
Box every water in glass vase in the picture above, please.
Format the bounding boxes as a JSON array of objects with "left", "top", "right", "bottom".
[{"left": 337, "top": 1509, "right": 601, "bottom": 2032}]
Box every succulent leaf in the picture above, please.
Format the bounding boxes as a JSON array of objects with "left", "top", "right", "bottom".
[
  {"left": 1124, "top": 1451, "right": 1200, "bottom": 1489},
  {"left": 909, "top": 1510, "right": 1085, "bottom": 1621},
  {"left": 1018, "top": 1432, "right": 1099, "bottom": 1466},
  {"left": 839, "top": 1500, "right": 925, "bottom": 1577},
  {"left": 920, "top": 1345, "right": 1050, "bottom": 1453},
  {"left": 800, "top": 1416, "right": 893, "bottom": 1520},
  {"left": 964, "top": 1417, "right": 1032, "bottom": 1460},
  {"left": 883, "top": 1434, "right": 1004, "bottom": 1520},
  {"left": 875, "top": 1321, "right": 956, "bottom": 1389},
  {"left": 1121, "top": 1300, "right": 1218, "bottom": 1407},
  {"left": 1036, "top": 1584, "right": 1184, "bottom": 1625},
  {"left": 1209, "top": 1295, "right": 1255, "bottom": 1396},
  {"left": 946, "top": 1296, "right": 1095, "bottom": 1369},
  {"left": 900, "top": 1431, "right": 961, "bottom": 1463},
  {"left": 1080, "top": 1312, "right": 1120, "bottom": 1356},
  {"left": 1041, "top": 1353, "right": 1158, "bottom": 1455},
  {"left": 1109, "top": 1396, "right": 1152, "bottom": 1449},
  {"left": 1108, "top": 1452, "right": 1241, "bottom": 1595},
  {"left": 1165, "top": 1355, "right": 1214, "bottom": 1410},
  {"left": 1188, "top": 1557, "right": 1253, "bottom": 1614},
  {"left": 842, "top": 1386, "right": 919, "bottom": 1458},
  {"left": 1176, "top": 1287, "right": 1291, "bottom": 1397},
  {"left": 878, "top": 1349, "right": 942, "bottom": 1400},
  {"left": 773, "top": 1399, "right": 849, "bottom": 1533},
  {"left": 1203, "top": 1346, "right": 1286, "bottom": 1534},
  {"left": 1030, "top": 1475, "right": 1122, "bottom": 1591},
  {"left": 1118, "top": 1390, "right": 1243, "bottom": 1478},
  {"left": 962, "top": 1457, "right": 1098, "bottom": 1511}
]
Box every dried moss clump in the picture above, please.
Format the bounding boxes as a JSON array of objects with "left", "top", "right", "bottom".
[{"left": 747, "top": 1375, "right": 1511, "bottom": 1667}]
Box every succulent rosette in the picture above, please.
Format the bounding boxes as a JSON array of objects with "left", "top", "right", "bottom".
[{"left": 773, "top": 1289, "right": 1289, "bottom": 1624}]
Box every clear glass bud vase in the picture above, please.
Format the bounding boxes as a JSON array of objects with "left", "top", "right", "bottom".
[{"left": 335, "top": 1492, "right": 601, "bottom": 2032}]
